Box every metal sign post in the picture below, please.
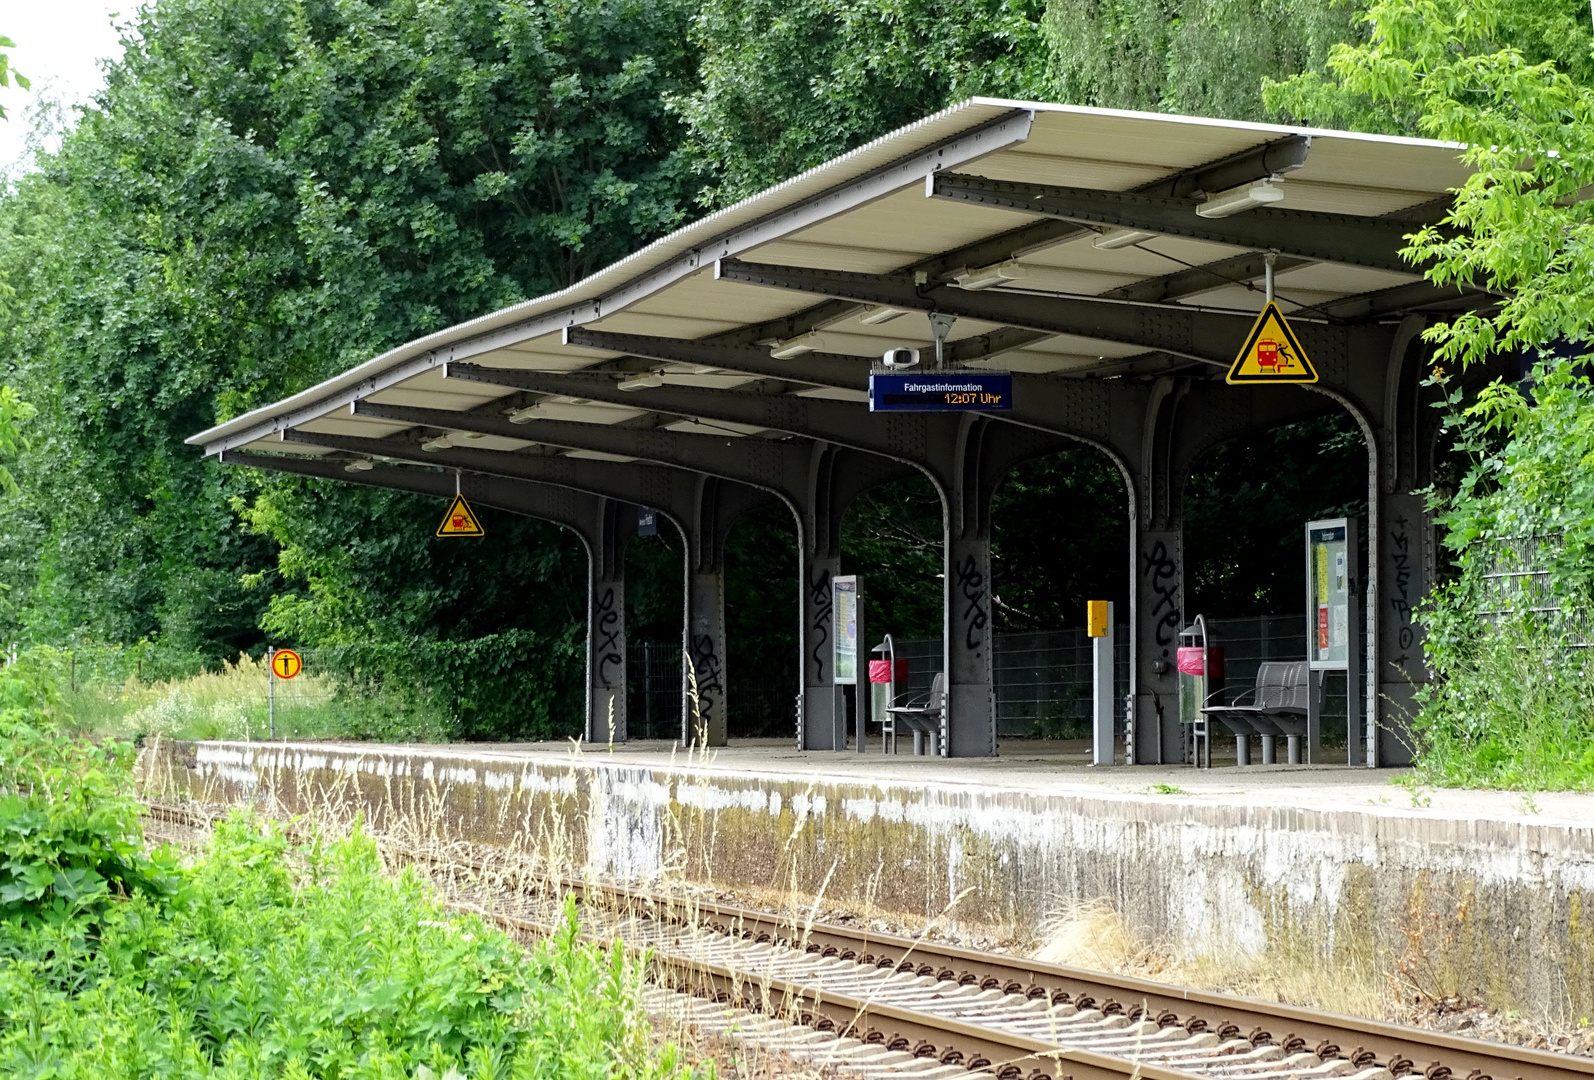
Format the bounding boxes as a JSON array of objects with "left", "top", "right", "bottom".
[
  {"left": 1305, "top": 518, "right": 1360, "bottom": 765},
  {"left": 267, "top": 646, "right": 276, "bottom": 740},
  {"left": 266, "top": 647, "right": 303, "bottom": 742},
  {"left": 1088, "top": 600, "right": 1114, "bottom": 766},
  {"left": 832, "top": 575, "right": 863, "bottom": 752}
]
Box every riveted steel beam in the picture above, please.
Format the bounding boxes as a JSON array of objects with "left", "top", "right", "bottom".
[
  {"left": 278, "top": 429, "right": 712, "bottom": 527},
  {"left": 715, "top": 258, "right": 1248, "bottom": 366},
  {"left": 219, "top": 450, "right": 599, "bottom": 525},
  {"left": 445, "top": 363, "right": 966, "bottom": 471},
  {"left": 928, "top": 173, "right": 1418, "bottom": 273},
  {"left": 1101, "top": 253, "right": 1313, "bottom": 304},
  {"left": 352, "top": 399, "right": 816, "bottom": 509},
  {"left": 911, "top": 135, "right": 1314, "bottom": 282},
  {"left": 564, "top": 328, "right": 868, "bottom": 392}
]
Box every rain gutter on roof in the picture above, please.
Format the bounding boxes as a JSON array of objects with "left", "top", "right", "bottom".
[{"left": 189, "top": 105, "right": 1035, "bottom": 455}]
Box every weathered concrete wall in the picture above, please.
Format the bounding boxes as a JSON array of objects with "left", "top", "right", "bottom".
[{"left": 143, "top": 740, "right": 1594, "bottom": 1021}]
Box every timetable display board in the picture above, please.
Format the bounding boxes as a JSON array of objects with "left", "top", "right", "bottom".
[
  {"left": 833, "top": 575, "right": 860, "bottom": 684},
  {"left": 1306, "top": 519, "right": 1355, "bottom": 669},
  {"left": 869, "top": 373, "right": 1013, "bottom": 412}
]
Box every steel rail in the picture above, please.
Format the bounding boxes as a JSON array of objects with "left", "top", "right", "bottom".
[
  {"left": 142, "top": 802, "right": 1576, "bottom": 1080},
  {"left": 468, "top": 900, "right": 1201, "bottom": 1080},
  {"left": 581, "top": 881, "right": 1563, "bottom": 1080}
]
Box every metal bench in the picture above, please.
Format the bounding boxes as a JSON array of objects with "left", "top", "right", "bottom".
[
  {"left": 1201, "top": 661, "right": 1317, "bottom": 765},
  {"left": 886, "top": 672, "right": 944, "bottom": 756}
]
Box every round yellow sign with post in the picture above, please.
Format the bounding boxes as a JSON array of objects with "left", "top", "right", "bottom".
[{"left": 270, "top": 648, "right": 302, "bottom": 680}]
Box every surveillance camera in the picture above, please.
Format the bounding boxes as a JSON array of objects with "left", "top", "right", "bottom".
[{"left": 882, "top": 347, "right": 920, "bottom": 369}]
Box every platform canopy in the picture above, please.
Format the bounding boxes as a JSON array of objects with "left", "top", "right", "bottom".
[{"left": 189, "top": 98, "right": 1477, "bottom": 461}]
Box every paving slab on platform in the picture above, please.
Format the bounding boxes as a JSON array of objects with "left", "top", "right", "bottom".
[{"left": 417, "top": 737, "right": 1593, "bottom": 831}]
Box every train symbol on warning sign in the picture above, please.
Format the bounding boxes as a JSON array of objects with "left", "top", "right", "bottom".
[
  {"left": 1254, "top": 339, "right": 1295, "bottom": 374},
  {"left": 436, "top": 493, "right": 485, "bottom": 537},
  {"left": 1226, "top": 302, "right": 1317, "bottom": 384}
]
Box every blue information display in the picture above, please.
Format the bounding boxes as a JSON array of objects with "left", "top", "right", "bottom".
[{"left": 868, "top": 372, "right": 1013, "bottom": 412}]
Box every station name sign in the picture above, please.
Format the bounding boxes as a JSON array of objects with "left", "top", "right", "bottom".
[{"left": 868, "top": 372, "right": 1013, "bottom": 412}]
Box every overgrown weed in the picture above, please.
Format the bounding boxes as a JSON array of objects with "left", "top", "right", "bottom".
[
  {"left": 1411, "top": 613, "right": 1594, "bottom": 790},
  {"left": 62, "top": 651, "right": 450, "bottom": 745}
]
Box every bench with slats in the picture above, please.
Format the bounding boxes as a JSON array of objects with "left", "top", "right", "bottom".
[{"left": 1201, "top": 660, "right": 1313, "bottom": 739}]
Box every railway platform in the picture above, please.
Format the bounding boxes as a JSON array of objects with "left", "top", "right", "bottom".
[{"left": 143, "top": 736, "right": 1594, "bottom": 1026}]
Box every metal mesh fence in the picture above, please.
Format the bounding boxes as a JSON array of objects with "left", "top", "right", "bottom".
[{"left": 631, "top": 612, "right": 1338, "bottom": 743}]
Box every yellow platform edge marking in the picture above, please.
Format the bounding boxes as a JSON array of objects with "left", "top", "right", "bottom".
[
  {"left": 1226, "top": 301, "right": 1318, "bottom": 384},
  {"left": 436, "top": 493, "right": 485, "bottom": 537}
]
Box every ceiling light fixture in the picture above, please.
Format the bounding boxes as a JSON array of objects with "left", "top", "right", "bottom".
[
  {"left": 1196, "top": 178, "right": 1285, "bottom": 219},
  {"left": 1092, "top": 228, "right": 1156, "bottom": 250},
  {"left": 617, "top": 372, "right": 665, "bottom": 391},
  {"left": 769, "top": 332, "right": 825, "bottom": 359},
  {"left": 421, "top": 436, "right": 453, "bottom": 452},
  {"left": 859, "top": 306, "right": 909, "bottom": 325},
  {"left": 953, "top": 260, "right": 1026, "bottom": 291},
  {"left": 508, "top": 404, "right": 545, "bottom": 424},
  {"left": 343, "top": 459, "right": 375, "bottom": 472}
]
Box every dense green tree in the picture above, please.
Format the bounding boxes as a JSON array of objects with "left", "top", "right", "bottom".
[
  {"left": 673, "top": 0, "right": 1050, "bottom": 205},
  {"left": 1266, "top": 0, "right": 1594, "bottom": 784},
  {"left": 0, "top": 0, "right": 698, "bottom": 734},
  {"left": 1042, "top": 0, "right": 1364, "bottom": 121}
]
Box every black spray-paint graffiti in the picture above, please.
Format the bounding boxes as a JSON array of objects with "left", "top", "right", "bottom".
[
  {"left": 955, "top": 553, "right": 989, "bottom": 654},
  {"left": 808, "top": 565, "right": 833, "bottom": 682},
  {"left": 689, "top": 633, "right": 724, "bottom": 733},
  {"left": 1389, "top": 515, "right": 1416, "bottom": 668},
  {"left": 1140, "top": 540, "right": 1182, "bottom": 648},
  {"left": 594, "top": 586, "right": 623, "bottom": 687}
]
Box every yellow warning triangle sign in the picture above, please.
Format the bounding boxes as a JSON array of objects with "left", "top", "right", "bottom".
[
  {"left": 1226, "top": 301, "right": 1317, "bottom": 384},
  {"left": 436, "top": 493, "right": 485, "bottom": 537}
]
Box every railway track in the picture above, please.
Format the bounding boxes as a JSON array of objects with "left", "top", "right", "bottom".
[{"left": 142, "top": 802, "right": 1581, "bottom": 1080}]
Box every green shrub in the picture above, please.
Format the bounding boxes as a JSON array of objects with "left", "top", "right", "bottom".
[
  {"left": 0, "top": 656, "right": 173, "bottom": 926},
  {"left": 1409, "top": 362, "right": 1594, "bottom": 790},
  {"left": 0, "top": 816, "right": 701, "bottom": 1079},
  {"left": 0, "top": 659, "right": 700, "bottom": 1078}
]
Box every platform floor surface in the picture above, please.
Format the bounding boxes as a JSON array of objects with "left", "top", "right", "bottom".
[{"left": 305, "top": 737, "right": 1594, "bottom": 830}]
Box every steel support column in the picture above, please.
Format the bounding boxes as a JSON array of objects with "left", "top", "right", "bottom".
[
  {"left": 587, "top": 497, "right": 634, "bottom": 744},
  {"left": 277, "top": 430, "right": 773, "bottom": 747},
  {"left": 218, "top": 450, "right": 639, "bottom": 743}
]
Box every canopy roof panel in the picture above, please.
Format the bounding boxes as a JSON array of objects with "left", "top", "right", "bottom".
[{"left": 191, "top": 98, "right": 1477, "bottom": 464}]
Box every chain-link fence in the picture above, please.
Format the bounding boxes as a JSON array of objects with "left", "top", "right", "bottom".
[
  {"left": 633, "top": 613, "right": 1333, "bottom": 742},
  {"left": 626, "top": 642, "right": 797, "bottom": 739},
  {"left": 1475, "top": 533, "right": 1591, "bottom": 644}
]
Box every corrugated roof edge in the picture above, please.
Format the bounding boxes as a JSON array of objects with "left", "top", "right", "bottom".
[{"left": 189, "top": 97, "right": 1461, "bottom": 448}]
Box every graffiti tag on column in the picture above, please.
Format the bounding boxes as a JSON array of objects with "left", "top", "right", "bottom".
[
  {"left": 955, "top": 553, "right": 989, "bottom": 654},
  {"left": 595, "top": 586, "right": 623, "bottom": 687},
  {"left": 1389, "top": 515, "right": 1416, "bottom": 668},
  {"left": 689, "top": 633, "right": 724, "bottom": 731},
  {"left": 808, "top": 565, "right": 832, "bottom": 682},
  {"left": 1140, "top": 540, "right": 1181, "bottom": 647}
]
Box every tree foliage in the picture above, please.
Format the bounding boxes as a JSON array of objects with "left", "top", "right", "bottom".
[
  {"left": 0, "top": 0, "right": 697, "bottom": 732},
  {"left": 1045, "top": 0, "right": 1365, "bottom": 121},
  {"left": 0, "top": 35, "right": 27, "bottom": 121},
  {"left": 674, "top": 0, "right": 1051, "bottom": 205},
  {"left": 1266, "top": 0, "right": 1594, "bottom": 785}
]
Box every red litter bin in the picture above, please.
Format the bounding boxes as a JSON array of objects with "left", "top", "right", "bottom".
[
  {"left": 869, "top": 659, "right": 909, "bottom": 684},
  {"left": 1176, "top": 645, "right": 1224, "bottom": 728}
]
